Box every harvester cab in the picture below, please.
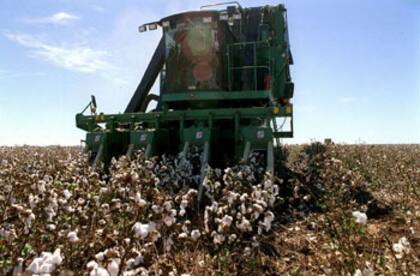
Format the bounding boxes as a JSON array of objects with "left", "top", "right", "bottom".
[{"left": 76, "top": 2, "right": 294, "bottom": 201}]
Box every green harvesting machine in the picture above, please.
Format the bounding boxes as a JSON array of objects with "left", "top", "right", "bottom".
[{"left": 76, "top": 2, "right": 294, "bottom": 181}]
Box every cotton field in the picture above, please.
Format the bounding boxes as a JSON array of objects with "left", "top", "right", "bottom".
[{"left": 0, "top": 144, "right": 419, "bottom": 275}]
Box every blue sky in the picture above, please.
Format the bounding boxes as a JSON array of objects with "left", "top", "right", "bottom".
[{"left": 0, "top": 0, "right": 419, "bottom": 145}]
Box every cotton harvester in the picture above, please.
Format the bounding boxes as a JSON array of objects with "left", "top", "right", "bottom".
[{"left": 76, "top": 2, "right": 294, "bottom": 201}]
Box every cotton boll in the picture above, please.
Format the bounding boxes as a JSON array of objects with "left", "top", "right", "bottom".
[
  {"left": 214, "top": 181, "right": 221, "bottom": 190},
  {"left": 212, "top": 233, "right": 225, "bottom": 245},
  {"left": 26, "top": 257, "right": 43, "bottom": 274},
  {"left": 65, "top": 206, "right": 75, "bottom": 213},
  {"left": 11, "top": 204, "right": 24, "bottom": 213},
  {"left": 0, "top": 227, "right": 17, "bottom": 241},
  {"left": 178, "top": 233, "right": 188, "bottom": 239},
  {"left": 165, "top": 236, "right": 174, "bottom": 252},
  {"left": 58, "top": 198, "right": 67, "bottom": 205},
  {"left": 181, "top": 220, "right": 191, "bottom": 233},
  {"left": 253, "top": 203, "right": 264, "bottom": 214},
  {"left": 236, "top": 212, "right": 242, "bottom": 220},
  {"left": 49, "top": 248, "right": 63, "bottom": 265},
  {"left": 107, "top": 258, "right": 120, "bottom": 276},
  {"left": 252, "top": 189, "right": 261, "bottom": 200},
  {"left": 352, "top": 211, "right": 367, "bottom": 225},
  {"left": 252, "top": 211, "right": 261, "bottom": 220},
  {"left": 25, "top": 212, "right": 36, "bottom": 228},
  {"left": 126, "top": 258, "right": 136, "bottom": 269},
  {"left": 191, "top": 229, "right": 201, "bottom": 241},
  {"left": 63, "top": 189, "right": 72, "bottom": 200},
  {"left": 29, "top": 194, "right": 39, "bottom": 209},
  {"left": 163, "top": 214, "right": 176, "bottom": 227},
  {"left": 224, "top": 167, "right": 233, "bottom": 174},
  {"left": 87, "top": 260, "right": 98, "bottom": 270},
  {"left": 67, "top": 231, "right": 80, "bottom": 243},
  {"left": 101, "top": 204, "right": 110, "bottom": 214},
  {"left": 91, "top": 267, "right": 109, "bottom": 276},
  {"left": 26, "top": 248, "right": 62, "bottom": 274},
  {"left": 129, "top": 171, "right": 140, "bottom": 183},
  {"left": 263, "top": 179, "right": 272, "bottom": 189},
  {"left": 251, "top": 236, "right": 259, "bottom": 247},
  {"left": 399, "top": 237, "right": 410, "bottom": 248},
  {"left": 163, "top": 201, "right": 173, "bottom": 211},
  {"left": 132, "top": 222, "right": 151, "bottom": 239},
  {"left": 139, "top": 268, "right": 150, "bottom": 276},
  {"left": 217, "top": 206, "right": 229, "bottom": 216},
  {"left": 221, "top": 215, "right": 233, "bottom": 228},
  {"left": 95, "top": 251, "right": 105, "bottom": 261},
  {"left": 151, "top": 205, "right": 162, "bottom": 214},
  {"left": 353, "top": 269, "right": 363, "bottom": 276},
  {"left": 134, "top": 192, "right": 147, "bottom": 208},
  {"left": 180, "top": 199, "right": 189, "bottom": 209},
  {"left": 268, "top": 195, "right": 276, "bottom": 206},
  {"left": 228, "top": 234, "right": 237, "bottom": 243},
  {"left": 148, "top": 221, "right": 157, "bottom": 232},
  {"left": 236, "top": 217, "right": 252, "bottom": 232},
  {"left": 37, "top": 180, "right": 46, "bottom": 194},
  {"left": 240, "top": 203, "right": 247, "bottom": 215},
  {"left": 78, "top": 197, "right": 86, "bottom": 205},
  {"left": 262, "top": 211, "right": 274, "bottom": 231},
  {"left": 227, "top": 191, "right": 239, "bottom": 205},
  {"left": 210, "top": 201, "right": 219, "bottom": 212},
  {"left": 392, "top": 236, "right": 410, "bottom": 259},
  {"left": 93, "top": 195, "right": 100, "bottom": 205}
]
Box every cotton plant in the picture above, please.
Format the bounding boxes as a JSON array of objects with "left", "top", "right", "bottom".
[{"left": 0, "top": 147, "right": 288, "bottom": 274}]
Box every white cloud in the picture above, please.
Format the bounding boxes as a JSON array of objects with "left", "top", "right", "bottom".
[
  {"left": 22, "top": 12, "right": 79, "bottom": 26},
  {"left": 5, "top": 32, "right": 115, "bottom": 74}
]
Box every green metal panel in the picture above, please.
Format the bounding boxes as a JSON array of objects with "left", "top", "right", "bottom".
[
  {"left": 130, "top": 130, "right": 155, "bottom": 147},
  {"left": 183, "top": 127, "right": 212, "bottom": 144},
  {"left": 129, "top": 129, "right": 170, "bottom": 157},
  {"left": 85, "top": 131, "right": 129, "bottom": 167},
  {"left": 161, "top": 90, "right": 270, "bottom": 102},
  {"left": 76, "top": 105, "right": 292, "bottom": 132},
  {"left": 86, "top": 132, "right": 107, "bottom": 152},
  {"left": 241, "top": 126, "right": 273, "bottom": 146}
]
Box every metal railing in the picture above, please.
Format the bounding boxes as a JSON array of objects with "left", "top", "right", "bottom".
[{"left": 226, "top": 41, "right": 271, "bottom": 91}]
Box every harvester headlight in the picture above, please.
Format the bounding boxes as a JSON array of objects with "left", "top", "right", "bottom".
[
  {"left": 148, "top": 23, "right": 158, "bottom": 31},
  {"left": 220, "top": 12, "right": 228, "bottom": 21},
  {"left": 203, "top": 17, "right": 212, "bottom": 23},
  {"left": 138, "top": 25, "right": 147, "bottom": 32},
  {"left": 162, "top": 21, "right": 170, "bottom": 28}
]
